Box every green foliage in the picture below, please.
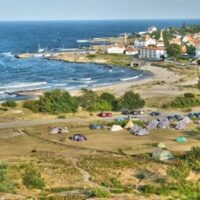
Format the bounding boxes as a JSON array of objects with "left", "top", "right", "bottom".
[
  {"left": 23, "top": 90, "right": 78, "bottom": 114},
  {"left": 77, "top": 89, "right": 99, "bottom": 110},
  {"left": 23, "top": 100, "right": 40, "bottom": 112},
  {"left": 0, "top": 162, "right": 15, "bottom": 193},
  {"left": 184, "top": 93, "right": 195, "bottom": 98},
  {"left": 100, "top": 92, "right": 119, "bottom": 111},
  {"left": 2, "top": 99, "right": 17, "bottom": 108},
  {"left": 187, "top": 45, "right": 196, "bottom": 56},
  {"left": 184, "top": 146, "right": 200, "bottom": 170},
  {"left": 120, "top": 91, "right": 145, "bottom": 110},
  {"left": 168, "top": 161, "right": 190, "bottom": 181},
  {"left": 198, "top": 77, "right": 200, "bottom": 89},
  {"left": 22, "top": 167, "right": 46, "bottom": 189},
  {"left": 171, "top": 95, "right": 200, "bottom": 108},
  {"left": 89, "top": 188, "right": 111, "bottom": 198},
  {"left": 88, "top": 100, "right": 112, "bottom": 112},
  {"left": 166, "top": 44, "right": 181, "bottom": 58}
]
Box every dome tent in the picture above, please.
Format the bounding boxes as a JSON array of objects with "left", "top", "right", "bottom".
[
  {"left": 157, "top": 118, "right": 170, "bottom": 129},
  {"left": 176, "top": 136, "right": 188, "bottom": 143},
  {"left": 152, "top": 148, "right": 174, "bottom": 161},
  {"left": 157, "top": 143, "right": 166, "bottom": 149},
  {"left": 111, "top": 125, "right": 123, "bottom": 132},
  {"left": 89, "top": 124, "right": 104, "bottom": 130},
  {"left": 50, "top": 127, "right": 69, "bottom": 134},
  {"left": 175, "top": 121, "right": 187, "bottom": 130},
  {"left": 130, "top": 125, "right": 140, "bottom": 133},
  {"left": 70, "top": 134, "right": 87, "bottom": 141},
  {"left": 147, "top": 119, "right": 159, "bottom": 130},
  {"left": 124, "top": 120, "right": 134, "bottom": 129},
  {"left": 182, "top": 116, "right": 192, "bottom": 125},
  {"left": 135, "top": 128, "right": 149, "bottom": 136}
]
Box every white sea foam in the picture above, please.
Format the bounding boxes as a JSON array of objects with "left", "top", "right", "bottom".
[
  {"left": 120, "top": 74, "right": 143, "bottom": 82},
  {"left": 76, "top": 39, "right": 91, "bottom": 43},
  {"left": 0, "top": 52, "right": 14, "bottom": 58},
  {"left": 0, "top": 82, "right": 48, "bottom": 90}
]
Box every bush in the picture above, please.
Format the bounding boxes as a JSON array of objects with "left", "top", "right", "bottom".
[
  {"left": 23, "top": 90, "right": 78, "bottom": 114},
  {"left": 2, "top": 100, "right": 17, "bottom": 108},
  {"left": 22, "top": 167, "right": 46, "bottom": 189},
  {"left": 0, "top": 162, "right": 15, "bottom": 193},
  {"left": 184, "top": 93, "right": 195, "bottom": 98},
  {"left": 184, "top": 146, "right": 200, "bottom": 170},
  {"left": 171, "top": 96, "right": 200, "bottom": 108},
  {"left": 120, "top": 91, "right": 145, "bottom": 110},
  {"left": 88, "top": 100, "right": 112, "bottom": 112},
  {"left": 89, "top": 188, "right": 111, "bottom": 198},
  {"left": 100, "top": 92, "right": 119, "bottom": 111}
]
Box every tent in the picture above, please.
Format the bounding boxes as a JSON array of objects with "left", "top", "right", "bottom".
[
  {"left": 157, "top": 143, "right": 167, "bottom": 149},
  {"left": 50, "top": 127, "right": 69, "bottom": 134},
  {"left": 70, "top": 134, "right": 87, "bottom": 141},
  {"left": 124, "top": 120, "right": 134, "bottom": 129},
  {"left": 152, "top": 148, "right": 174, "bottom": 161},
  {"left": 111, "top": 125, "right": 123, "bottom": 132},
  {"left": 182, "top": 116, "right": 192, "bottom": 125},
  {"left": 175, "top": 121, "right": 187, "bottom": 130},
  {"left": 130, "top": 125, "right": 140, "bottom": 133},
  {"left": 89, "top": 124, "right": 104, "bottom": 130},
  {"left": 147, "top": 119, "right": 159, "bottom": 130},
  {"left": 176, "top": 136, "right": 188, "bottom": 143},
  {"left": 134, "top": 128, "right": 150, "bottom": 136}
]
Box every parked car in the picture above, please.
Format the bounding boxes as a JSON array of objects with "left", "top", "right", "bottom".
[
  {"left": 121, "top": 111, "right": 130, "bottom": 115},
  {"left": 174, "top": 114, "right": 183, "bottom": 121},
  {"left": 130, "top": 110, "right": 144, "bottom": 115},
  {"left": 150, "top": 111, "right": 161, "bottom": 116},
  {"left": 97, "top": 112, "right": 113, "bottom": 117}
]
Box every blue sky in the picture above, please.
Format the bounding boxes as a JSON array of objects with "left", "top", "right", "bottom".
[{"left": 0, "top": 0, "right": 200, "bottom": 21}]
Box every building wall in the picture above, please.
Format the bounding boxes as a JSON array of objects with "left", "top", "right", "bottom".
[
  {"left": 107, "top": 47, "right": 125, "bottom": 54},
  {"left": 196, "top": 46, "right": 200, "bottom": 58},
  {"left": 139, "top": 49, "right": 166, "bottom": 60}
]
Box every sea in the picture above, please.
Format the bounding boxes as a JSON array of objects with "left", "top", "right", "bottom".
[{"left": 0, "top": 19, "right": 200, "bottom": 101}]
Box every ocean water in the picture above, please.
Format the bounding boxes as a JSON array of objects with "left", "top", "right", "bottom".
[{"left": 0, "top": 19, "right": 200, "bottom": 101}]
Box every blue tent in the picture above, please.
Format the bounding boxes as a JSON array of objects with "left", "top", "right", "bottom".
[{"left": 70, "top": 134, "right": 87, "bottom": 141}]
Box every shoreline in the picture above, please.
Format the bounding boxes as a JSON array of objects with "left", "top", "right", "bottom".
[{"left": 13, "top": 64, "right": 183, "bottom": 99}]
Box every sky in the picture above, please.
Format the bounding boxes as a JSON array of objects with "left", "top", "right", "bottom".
[{"left": 0, "top": 0, "right": 200, "bottom": 21}]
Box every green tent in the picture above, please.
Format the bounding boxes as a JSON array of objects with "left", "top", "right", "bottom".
[
  {"left": 176, "top": 136, "right": 187, "bottom": 143},
  {"left": 152, "top": 148, "right": 174, "bottom": 161}
]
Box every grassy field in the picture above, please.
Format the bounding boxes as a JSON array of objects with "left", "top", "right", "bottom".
[{"left": 0, "top": 118, "right": 199, "bottom": 199}]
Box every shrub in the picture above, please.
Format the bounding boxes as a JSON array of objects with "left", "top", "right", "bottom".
[
  {"left": 184, "top": 93, "right": 195, "bottom": 98},
  {"left": 2, "top": 100, "right": 17, "bottom": 108},
  {"left": 89, "top": 188, "right": 111, "bottom": 198},
  {"left": 0, "top": 162, "right": 15, "bottom": 193},
  {"left": 100, "top": 92, "right": 119, "bottom": 111},
  {"left": 184, "top": 146, "right": 200, "bottom": 170},
  {"left": 23, "top": 90, "right": 78, "bottom": 114},
  {"left": 88, "top": 100, "right": 112, "bottom": 112},
  {"left": 171, "top": 96, "right": 200, "bottom": 108},
  {"left": 22, "top": 167, "right": 46, "bottom": 189},
  {"left": 120, "top": 91, "right": 145, "bottom": 110},
  {"left": 57, "top": 115, "right": 66, "bottom": 119}
]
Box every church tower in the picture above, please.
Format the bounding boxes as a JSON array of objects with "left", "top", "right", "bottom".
[
  {"left": 124, "top": 33, "right": 128, "bottom": 46},
  {"left": 157, "top": 30, "right": 165, "bottom": 47}
]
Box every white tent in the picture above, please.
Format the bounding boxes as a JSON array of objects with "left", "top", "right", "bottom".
[
  {"left": 157, "top": 143, "right": 166, "bottom": 149},
  {"left": 152, "top": 148, "right": 174, "bottom": 161},
  {"left": 50, "top": 127, "right": 69, "bottom": 134},
  {"left": 111, "top": 125, "right": 123, "bottom": 132}
]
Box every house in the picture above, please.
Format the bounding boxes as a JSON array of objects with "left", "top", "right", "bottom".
[
  {"left": 125, "top": 46, "right": 138, "bottom": 55},
  {"left": 134, "top": 37, "right": 157, "bottom": 48},
  {"left": 182, "top": 34, "right": 195, "bottom": 45},
  {"left": 107, "top": 43, "right": 125, "bottom": 54},
  {"left": 139, "top": 46, "right": 167, "bottom": 60}
]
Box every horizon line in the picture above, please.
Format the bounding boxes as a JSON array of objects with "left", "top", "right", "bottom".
[{"left": 0, "top": 18, "right": 200, "bottom": 22}]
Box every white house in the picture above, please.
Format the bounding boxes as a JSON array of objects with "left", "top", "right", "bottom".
[
  {"left": 134, "top": 38, "right": 157, "bottom": 48},
  {"left": 107, "top": 43, "right": 125, "bottom": 54},
  {"left": 125, "top": 46, "right": 138, "bottom": 55},
  {"left": 139, "top": 47, "right": 167, "bottom": 60}
]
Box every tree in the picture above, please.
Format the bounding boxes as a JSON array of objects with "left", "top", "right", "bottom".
[
  {"left": 187, "top": 45, "right": 196, "bottom": 56},
  {"left": 100, "top": 92, "right": 118, "bottom": 110},
  {"left": 120, "top": 91, "right": 145, "bottom": 110},
  {"left": 198, "top": 77, "right": 200, "bottom": 89},
  {"left": 167, "top": 44, "right": 181, "bottom": 58},
  {"left": 77, "top": 89, "right": 100, "bottom": 110},
  {"left": 2, "top": 100, "right": 17, "bottom": 108}
]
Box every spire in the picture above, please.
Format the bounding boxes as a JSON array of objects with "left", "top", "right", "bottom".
[{"left": 159, "top": 30, "right": 164, "bottom": 42}]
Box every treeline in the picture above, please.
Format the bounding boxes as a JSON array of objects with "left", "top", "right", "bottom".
[{"left": 22, "top": 89, "right": 145, "bottom": 114}]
